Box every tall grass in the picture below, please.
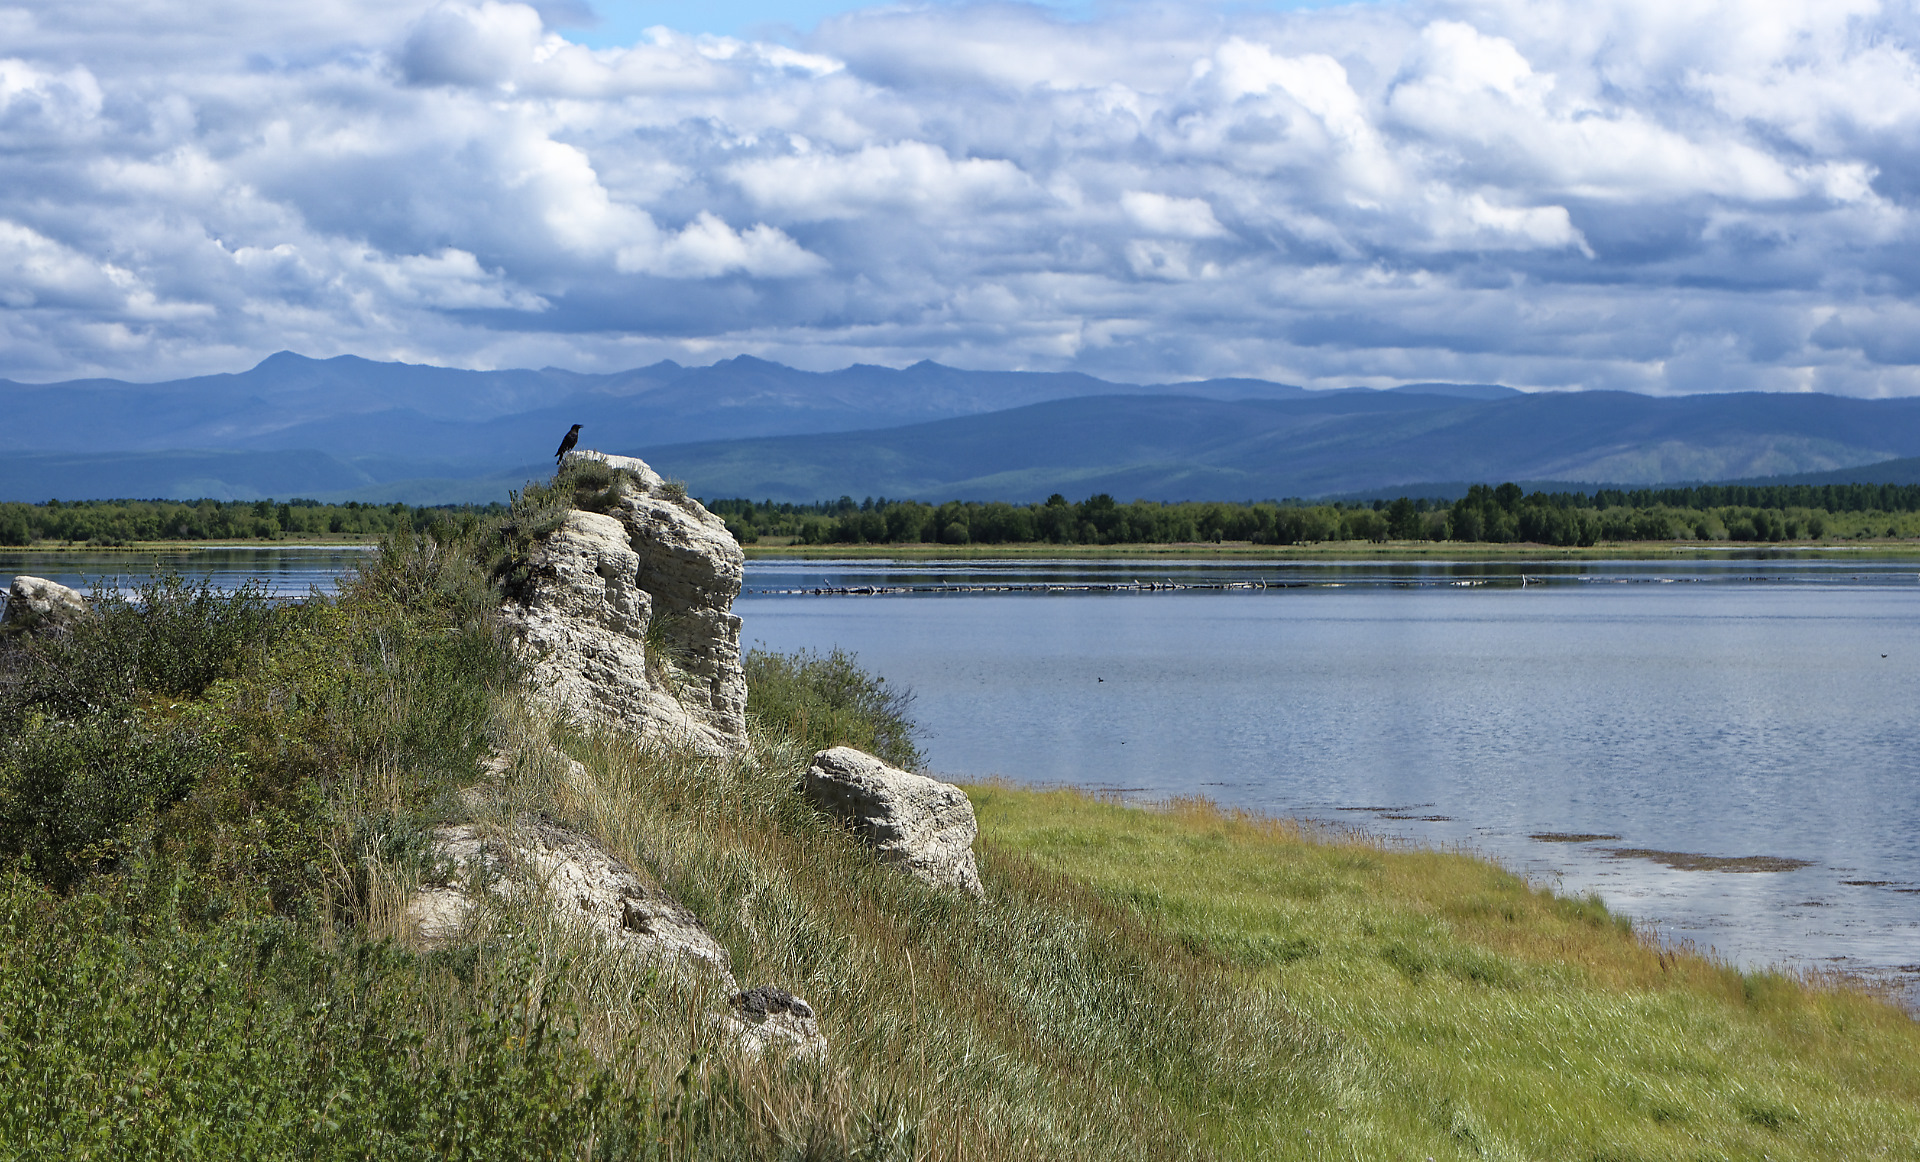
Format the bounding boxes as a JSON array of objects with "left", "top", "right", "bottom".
[
  {"left": 972, "top": 787, "right": 1920, "bottom": 1159},
  {"left": 3, "top": 506, "right": 1917, "bottom": 1159}
]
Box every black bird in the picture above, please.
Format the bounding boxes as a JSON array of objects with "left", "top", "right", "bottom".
[{"left": 554, "top": 423, "right": 582, "bottom": 464}]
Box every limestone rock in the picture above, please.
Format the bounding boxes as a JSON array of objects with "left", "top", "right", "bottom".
[
  {"left": 405, "top": 821, "right": 736, "bottom": 989},
  {"left": 1, "top": 575, "right": 88, "bottom": 634},
  {"left": 804, "top": 747, "right": 984, "bottom": 897},
  {"left": 724, "top": 985, "right": 827, "bottom": 1062},
  {"left": 501, "top": 451, "right": 747, "bottom": 755},
  {"left": 403, "top": 885, "right": 476, "bottom": 944}
]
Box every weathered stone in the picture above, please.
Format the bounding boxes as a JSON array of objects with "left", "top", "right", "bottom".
[
  {"left": 500, "top": 451, "right": 747, "bottom": 755},
  {"left": 403, "top": 885, "right": 476, "bottom": 943},
  {"left": 724, "top": 985, "right": 827, "bottom": 1062},
  {"left": 405, "top": 821, "right": 736, "bottom": 989},
  {"left": 1, "top": 575, "right": 88, "bottom": 634},
  {"left": 804, "top": 746, "right": 984, "bottom": 897}
]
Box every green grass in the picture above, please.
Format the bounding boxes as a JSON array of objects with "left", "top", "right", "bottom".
[
  {"left": 967, "top": 787, "right": 1920, "bottom": 1159},
  {"left": 4, "top": 504, "right": 1917, "bottom": 1160}
]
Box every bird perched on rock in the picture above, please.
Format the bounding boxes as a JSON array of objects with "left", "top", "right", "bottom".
[{"left": 554, "top": 423, "right": 582, "bottom": 464}]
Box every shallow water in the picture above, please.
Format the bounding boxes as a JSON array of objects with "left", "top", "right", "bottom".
[
  {"left": 0, "top": 546, "right": 372, "bottom": 606},
  {"left": 738, "top": 555, "right": 1920, "bottom": 1005}
]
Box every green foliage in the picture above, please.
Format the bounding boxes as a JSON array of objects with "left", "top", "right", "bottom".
[
  {"left": 709, "top": 481, "right": 1920, "bottom": 547},
  {"left": 0, "top": 514, "right": 513, "bottom": 907},
  {"left": 744, "top": 647, "right": 923, "bottom": 770},
  {"left": 0, "top": 497, "right": 504, "bottom": 546},
  {"left": 0, "top": 875, "right": 650, "bottom": 1160},
  {"left": 0, "top": 575, "right": 284, "bottom": 890},
  {"left": 0, "top": 713, "right": 212, "bottom": 889},
  {"left": 1, "top": 573, "right": 281, "bottom": 724}
]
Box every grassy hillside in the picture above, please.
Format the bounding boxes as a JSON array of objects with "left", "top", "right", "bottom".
[{"left": 1, "top": 495, "right": 1915, "bottom": 1159}]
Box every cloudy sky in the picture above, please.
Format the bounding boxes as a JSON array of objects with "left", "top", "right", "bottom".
[{"left": 4, "top": 0, "right": 1920, "bottom": 395}]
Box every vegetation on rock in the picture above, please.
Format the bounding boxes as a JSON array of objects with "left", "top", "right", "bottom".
[{"left": 1, "top": 497, "right": 1917, "bottom": 1159}]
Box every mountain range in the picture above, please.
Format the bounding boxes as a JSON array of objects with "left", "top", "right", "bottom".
[{"left": 3, "top": 352, "right": 1919, "bottom": 504}]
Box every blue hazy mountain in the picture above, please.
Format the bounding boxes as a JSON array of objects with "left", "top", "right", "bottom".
[
  {"left": 3, "top": 351, "right": 1919, "bottom": 503},
  {"left": 630, "top": 390, "right": 1920, "bottom": 503},
  {"left": 1, "top": 351, "right": 1303, "bottom": 463}
]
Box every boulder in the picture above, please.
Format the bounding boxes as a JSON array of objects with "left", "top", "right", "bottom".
[
  {"left": 804, "top": 747, "right": 984, "bottom": 897},
  {"left": 404, "top": 821, "right": 737, "bottom": 989},
  {"left": 500, "top": 450, "right": 748, "bottom": 755},
  {"left": 1, "top": 575, "right": 88, "bottom": 634},
  {"left": 723, "top": 985, "right": 827, "bottom": 1062}
]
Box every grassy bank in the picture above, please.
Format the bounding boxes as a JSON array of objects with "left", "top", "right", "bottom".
[
  {"left": 2, "top": 494, "right": 1915, "bottom": 1159},
  {"left": 971, "top": 788, "right": 1920, "bottom": 1158}
]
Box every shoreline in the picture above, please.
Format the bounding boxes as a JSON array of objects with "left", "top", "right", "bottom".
[
  {"left": 743, "top": 538, "right": 1920, "bottom": 561},
  {"left": 4, "top": 536, "right": 1919, "bottom": 560},
  {"left": 967, "top": 777, "right": 1920, "bottom": 1017},
  {"left": 0, "top": 538, "right": 380, "bottom": 553}
]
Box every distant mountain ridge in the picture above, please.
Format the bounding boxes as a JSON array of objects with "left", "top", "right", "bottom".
[
  {"left": 628, "top": 390, "right": 1920, "bottom": 504},
  {"left": 3, "top": 351, "right": 1918, "bottom": 504},
  {"left": 0, "top": 351, "right": 1306, "bottom": 469}
]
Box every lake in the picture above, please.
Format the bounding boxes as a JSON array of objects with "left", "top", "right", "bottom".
[
  {"left": 737, "top": 555, "right": 1920, "bottom": 1007},
  {"left": 0, "top": 546, "right": 372, "bottom": 602},
  {"left": 6, "top": 547, "right": 1917, "bottom": 1006}
]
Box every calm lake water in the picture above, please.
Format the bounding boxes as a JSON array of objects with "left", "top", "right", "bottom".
[
  {"left": 0, "top": 546, "right": 372, "bottom": 603},
  {"left": 738, "top": 555, "right": 1920, "bottom": 1007},
  {"left": 6, "top": 547, "right": 1917, "bottom": 1005}
]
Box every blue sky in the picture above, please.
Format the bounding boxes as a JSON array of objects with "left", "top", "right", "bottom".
[
  {"left": 556, "top": 0, "right": 883, "bottom": 43},
  {"left": 3, "top": 0, "right": 1920, "bottom": 396}
]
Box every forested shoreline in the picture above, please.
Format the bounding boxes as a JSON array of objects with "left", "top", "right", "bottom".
[
  {"left": 0, "top": 497, "right": 507, "bottom": 546},
  {"left": 711, "top": 481, "right": 1920, "bottom": 547},
  {"left": 5, "top": 480, "right": 1920, "bottom": 548}
]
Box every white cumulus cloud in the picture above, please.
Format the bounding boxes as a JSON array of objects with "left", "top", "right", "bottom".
[{"left": 0, "top": 0, "right": 1917, "bottom": 395}]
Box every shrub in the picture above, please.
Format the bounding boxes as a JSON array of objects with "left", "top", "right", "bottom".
[
  {"left": 0, "top": 572, "right": 280, "bottom": 727},
  {"left": 744, "top": 647, "right": 923, "bottom": 769},
  {"left": 0, "top": 713, "right": 213, "bottom": 889}
]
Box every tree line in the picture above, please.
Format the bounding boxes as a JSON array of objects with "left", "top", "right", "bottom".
[
  {"left": 709, "top": 484, "right": 1920, "bottom": 547},
  {"left": 3, "top": 482, "right": 1914, "bottom": 549},
  {"left": 0, "top": 497, "right": 507, "bottom": 547}
]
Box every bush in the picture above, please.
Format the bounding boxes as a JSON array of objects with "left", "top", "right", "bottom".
[
  {"left": 0, "top": 713, "right": 213, "bottom": 889},
  {"left": 744, "top": 647, "right": 923, "bottom": 770},
  {"left": 0, "top": 574, "right": 284, "bottom": 890},
  {"left": 1, "top": 573, "right": 281, "bottom": 727}
]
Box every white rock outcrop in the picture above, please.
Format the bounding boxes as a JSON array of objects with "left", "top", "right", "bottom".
[
  {"left": 403, "top": 819, "right": 833, "bottom": 1060},
  {"left": 804, "top": 747, "right": 984, "bottom": 897},
  {"left": 404, "top": 821, "right": 737, "bottom": 989},
  {"left": 1, "top": 575, "right": 88, "bottom": 633},
  {"left": 499, "top": 451, "right": 748, "bottom": 755}
]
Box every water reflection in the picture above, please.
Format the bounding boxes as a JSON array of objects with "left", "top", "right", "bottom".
[
  {"left": 740, "top": 556, "right": 1920, "bottom": 1009},
  {"left": 745, "top": 553, "right": 1920, "bottom": 594},
  {"left": 0, "top": 546, "right": 373, "bottom": 607}
]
